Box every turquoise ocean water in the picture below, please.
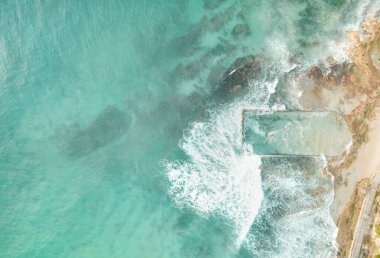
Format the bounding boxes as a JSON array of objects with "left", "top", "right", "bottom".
[{"left": 0, "top": 1, "right": 378, "bottom": 257}]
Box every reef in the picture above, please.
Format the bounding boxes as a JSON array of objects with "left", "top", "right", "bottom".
[
  {"left": 204, "top": 0, "right": 227, "bottom": 10},
  {"left": 232, "top": 23, "right": 250, "bottom": 37},
  {"left": 214, "top": 55, "right": 261, "bottom": 99},
  {"left": 58, "top": 106, "right": 129, "bottom": 157}
]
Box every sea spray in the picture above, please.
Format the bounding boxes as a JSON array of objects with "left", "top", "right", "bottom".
[
  {"left": 164, "top": 104, "right": 264, "bottom": 248},
  {"left": 241, "top": 156, "right": 338, "bottom": 257},
  {"left": 164, "top": 26, "right": 345, "bottom": 257},
  {"left": 164, "top": 38, "right": 290, "bottom": 251},
  {"left": 1, "top": 0, "right": 379, "bottom": 257}
]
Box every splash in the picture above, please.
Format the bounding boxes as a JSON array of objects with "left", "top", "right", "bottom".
[
  {"left": 164, "top": 104, "right": 264, "bottom": 247},
  {"left": 164, "top": 37, "right": 294, "bottom": 251},
  {"left": 242, "top": 156, "right": 339, "bottom": 257},
  {"left": 163, "top": 1, "right": 379, "bottom": 255}
]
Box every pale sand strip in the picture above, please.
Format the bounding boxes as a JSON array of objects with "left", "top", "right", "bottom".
[{"left": 331, "top": 106, "right": 380, "bottom": 222}]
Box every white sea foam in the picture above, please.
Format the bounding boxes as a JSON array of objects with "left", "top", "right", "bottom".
[
  {"left": 264, "top": 35, "right": 293, "bottom": 74},
  {"left": 164, "top": 35, "right": 291, "bottom": 250},
  {"left": 324, "top": 0, "right": 380, "bottom": 63},
  {"left": 165, "top": 104, "right": 264, "bottom": 247},
  {"left": 245, "top": 206, "right": 338, "bottom": 257},
  {"left": 240, "top": 156, "right": 339, "bottom": 257},
  {"left": 163, "top": 5, "right": 370, "bottom": 254}
]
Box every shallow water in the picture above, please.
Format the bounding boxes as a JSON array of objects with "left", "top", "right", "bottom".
[
  {"left": 243, "top": 111, "right": 351, "bottom": 156},
  {"left": 0, "top": 0, "right": 377, "bottom": 257}
]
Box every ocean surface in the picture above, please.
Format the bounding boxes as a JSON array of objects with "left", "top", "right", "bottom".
[{"left": 0, "top": 0, "right": 378, "bottom": 257}]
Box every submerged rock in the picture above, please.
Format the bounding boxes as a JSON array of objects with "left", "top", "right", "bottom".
[
  {"left": 170, "top": 61, "right": 202, "bottom": 83},
  {"left": 232, "top": 23, "right": 250, "bottom": 37},
  {"left": 170, "top": 26, "right": 204, "bottom": 57},
  {"left": 214, "top": 55, "right": 261, "bottom": 99},
  {"left": 204, "top": 0, "right": 227, "bottom": 10},
  {"left": 64, "top": 106, "right": 129, "bottom": 157},
  {"left": 207, "top": 5, "right": 235, "bottom": 32}
]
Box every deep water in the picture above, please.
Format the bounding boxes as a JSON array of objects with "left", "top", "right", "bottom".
[{"left": 0, "top": 0, "right": 377, "bottom": 257}]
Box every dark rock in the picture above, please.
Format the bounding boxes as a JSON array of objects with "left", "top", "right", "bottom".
[
  {"left": 65, "top": 106, "right": 129, "bottom": 157},
  {"left": 214, "top": 55, "right": 261, "bottom": 99},
  {"left": 329, "top": 61, "right": 351, "bottom": 83},
  {"left": 307, "top": 66, "right": 323, "bottom": 79},
  {"left": 307, "top": 61, "right": 351, "bottom": 84}
]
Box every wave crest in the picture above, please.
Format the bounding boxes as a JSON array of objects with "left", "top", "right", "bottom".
[{"left": 164, "top": 105, "right": 264, "bottom": 247}]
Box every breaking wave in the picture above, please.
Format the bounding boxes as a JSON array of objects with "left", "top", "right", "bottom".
[
  {"left": 164, "top": 38, "right": 290, "bottom": 249},
  {"left": 164, "top": 1, "right": 378, "bottom": 254},
  {"left": 164, "top": 105, "right": 263, "bottom": 247}
]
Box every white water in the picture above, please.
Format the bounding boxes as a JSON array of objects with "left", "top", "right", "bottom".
[
  {"left": 164, "top": 1, "right": 379, "bottom": 257},
  {"left": 165, "top": 38, "right": 291, "bottom": 250},
  {"left": 165, "top": 105, "right": 264, "bottom": 248}
]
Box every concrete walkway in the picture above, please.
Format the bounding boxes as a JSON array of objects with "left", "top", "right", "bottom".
[{"left": 349, "top": 170, "right": 380, "bottom": 258}]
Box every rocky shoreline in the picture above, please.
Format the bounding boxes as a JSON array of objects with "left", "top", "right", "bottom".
[{"left": 298, "top": 18, "right": 380, "bottom": 257}]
